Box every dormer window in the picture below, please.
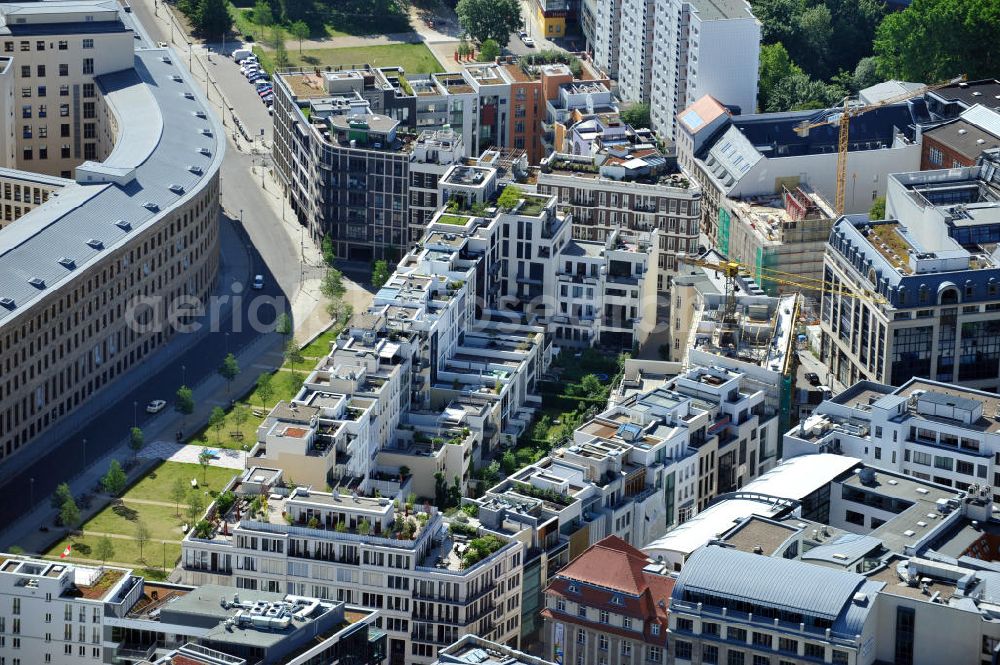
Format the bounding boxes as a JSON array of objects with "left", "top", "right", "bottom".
[
  {"left": 568, "top": 583, "right": 579, "bottom": 593},
  {"left": 611, "top": 594, "right": 624, "bottom": 605}
]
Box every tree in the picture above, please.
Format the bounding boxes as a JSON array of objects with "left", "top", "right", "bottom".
[
  {"left": 456, "top": 0, "right": 521, "bottom": 46},
  {"left": 129, "top": 426, "right": 145, "bottom": 459},
  {"left": 101, "top": 460, "right": 128, "bottom": 498},
  {"left": 195, "top": 0, "right": 233, "bottom": 41},
  {"left": 256, "top": 372, "right": 274, "bottom": 408},
  {"left": 794, "top": 5, "right": 833, "bottom": 79},
  {"left": 95, "top": 536, "right": 115, "bottom": 565},
  {"left": 134, "top": 521, "right": 150, "bottom": 561},
  {"left": 620, "top": 103, "right": 651, "bottom": 129},
  {"left": 497, "top": 185, "right": 522, "bottom": 211},
  {"left": 51, "top": 482, "right": 72, "bottom": 510},
  {"left": 233, "top": 403, "right": 250, "bottom": 432},
  {"left": 765, "top": 71, "right": 845, "bottom": 112},
  {"left": 758, "top": 43, "right": 804, "bottom": 111},
  {"left": 284, "top": 338, "right": 304, "bottom": 366},
  {"left": 170, "top": 478, "right": 187, "bottom": 516},
  {"left": 176, "top": 385, "right": 194, "bottom": 415},
  {"left": 321, "top": 267, "right": 346, "bottom": 299},
  {"left": 290, "top": 20, "right": 309, "bottom": 55},
  {"left": 198, "top": 449, "right": 213, "bottom": 482},
  {"left": 253, "top": 0, "right": 274, "bottom": 26},
  {"left": 216, "top": 491, "right": 237, "bottom": 515},
  {"left": 751, "top": 0, "right": 806, "bottom": 47},
  {"left": 500, "top": 449, "right": 517, "bottom": 474},
  {"left": 874, "top": 0, "right": 999, "bottom": 82},
  {"left": 273, "top": 27, "right": 289, "bottom": 69},
  {"left": 477, "top": 38, "right": 500, "bottom": 62},
  {"left": 209, "top": 407, "right": 226, "bottom": 444},
  {"left": 275, "top": 312, "right": 292, "bottom": 336},
  {"left": 219, "top": 353, "right": 240, "bottom": 394},
  {"left": 60, "top": 497, "right": 81, "bottom": 533},
  {"left": 321, "top": 235, "right": 336, "bottom": 266},
  {"left": 358, "top": 519, "right": 371, "bottom": 535},
  {"left": 186, "top": 492, "right": 205, "bottom": 524},
  {"left": 851, "top": 57, "right": 880, "bottom": 92},
  {"left": 371, "top": 260, "right": 390, "bottom": 289},
  {"left": 532, "top": 415, "right": 552, "bottom": 441},
  {"left": 434, "top": 471, "right": 449, "bottom": 507},
  {"left": 870, "top": 196, "right": 886, "bottom": 220}
]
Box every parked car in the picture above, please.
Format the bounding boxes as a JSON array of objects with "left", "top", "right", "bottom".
[
  {"left": 146, "top": 399, "right": 167, "bottom": 413},
  {"left": 804, "top": 372, "right": 821, "bottom": 386},
  {"left": 252, "top": 274, "right": 264, "bottom": 290},
  {"left": 232, "top": 47, "right": 254, "bottom": 62},
  {"left": 521, "top": 34, "right": 535, "bottom": 47},
  {"left": 248, "top": 73, "right": 263, "bottom": 83}
]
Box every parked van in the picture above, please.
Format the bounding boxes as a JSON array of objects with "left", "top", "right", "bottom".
[{"left": 232, "top": 47, "right": 254, "bottom": 62}]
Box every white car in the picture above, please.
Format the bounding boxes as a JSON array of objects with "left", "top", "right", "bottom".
[
  {"left": 521, "top": 35, "right": 535, "bottom": 47},
  {"left": 146, "top": 399, "right": 167, "bottom": 414}
]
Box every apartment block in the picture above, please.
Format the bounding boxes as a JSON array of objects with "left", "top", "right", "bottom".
[
  {"left": 821, "top": 151, "right": 1000, "bottom": 390},
  {"left": 181, "top": 470, "right": 525, "bottom": 665},
  {"left": 616, "top": 0, "right": 656, "bottom": 104},
  {"left": 582, "top": 0, "right": 621, "bottom": 78},
  {"left": 920, "top": 104, "right": 1000, "bottom": 170},
  {"left": 649, "top": 0, "right": 760, "bottom": 137},
  {"left": 784, "top": 378, "right": 1000, "bottom": 500},
  {"left": 0, "top": 6, "right": 223, "bottom": 469},
  {"left": 677, "top": 95, "right": 921, "bottom": 238},
  {"left": 540, "top": 536, "right": 671, "bottom": 665},
  {"left": 0, "top": 166, "right": 68, "bottom": 229},
  {"left": 536, "top": 127, "right": 701, "bottom": 292}
]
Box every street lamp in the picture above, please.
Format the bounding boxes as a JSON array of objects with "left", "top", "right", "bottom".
[
  {"left": 29, "top": 477, "right": 34, "bottom": 510},
  {"left": 225, "top": 332, "right": 230, "bottom": 355},
  {"left": 82, "top": 437, "right": 87, "bottom": 466},
  {"left": 133, "top": 400, "right": 138, "bottom": 429}
]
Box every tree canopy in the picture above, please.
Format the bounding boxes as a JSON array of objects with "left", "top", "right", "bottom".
[
  {"left": 457, "top": 0, "right": 521, "bottom": 47},
  {"left": 620, "top": 103, "right": 651, "bottom": 129},
  {"left": 101, "top": 460, "right": 128, "bottom": 497},
  {"left": 873, "top": 0, "right": 999, "bottom": 81}
]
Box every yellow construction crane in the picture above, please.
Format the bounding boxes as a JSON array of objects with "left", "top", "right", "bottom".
[
  {"left": 679, "top": 256, "right": 889, "bottom": 308},
  {"left": 793, "top": 75, "right": 967, "bottom": 215}
]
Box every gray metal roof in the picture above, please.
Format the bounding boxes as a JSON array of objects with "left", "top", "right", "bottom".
[
  {"left": 0, "top": 45, "right": 224, "bottom": 326},
  {"left": 801, "top": 534, "right": 884, "bottom": 565},
  {"left": 673, "top": 545, "right": 869, "bottom": 620}
]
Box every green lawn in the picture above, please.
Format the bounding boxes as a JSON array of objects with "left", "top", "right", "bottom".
[
  {"left": 126, "top": 462, "right": 237, "bottom": 502},
  {"left": 45, "top": 533, "right": 182, "bottom": 572},
  {"left": 253, "top": 43, "right": 442, "bottom": 75},
  {"left": 300, "top": 324, "right": 343, "bottom": 358},
  {"left": 84, "top": 500, "right": 193, "bottom": 543}
]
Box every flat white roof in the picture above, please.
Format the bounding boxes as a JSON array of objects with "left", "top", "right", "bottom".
[
  {"left": 742, "top": 453, "right": 861, "bottom": 501},
  {"left": 643, "top": 497, "right": 787, "bottom": 558}
]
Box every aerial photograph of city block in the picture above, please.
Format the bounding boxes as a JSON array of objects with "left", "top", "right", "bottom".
[{"left": 0, "top": 0, "right": 996, "bottom": 663}]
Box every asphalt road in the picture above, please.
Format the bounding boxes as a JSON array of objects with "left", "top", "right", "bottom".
[{"left": 0, "top": 1, "right": 304, "bottom": 530}]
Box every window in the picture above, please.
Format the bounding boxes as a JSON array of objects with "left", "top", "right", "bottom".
[
  {"left": 934, "top": 456, "right": 953, "bottom": 471},
  {"left": 832, "top": 651, "right": 849, "bottom": 665},
  {"left": 913, "top": 451, "right": 931, "bottom": 466},
  {"left": 37, "top": 85, "right": 45, "bottom": 97},
  {"left": 651, "top": 624, "right": 660, "bottom": 636},
  {"left": 20, "top": 65, "right": 29, "bottom": 77},
  {"left": 60, "top": 104, "right": 69, "bottom": 117},
  {"left": 82, "top": 39, "right": 94, "bottom": 49},
  {"left": 623, "top": 616, "right": 632, "bottom": 629},
  {"left": 676, "top": 617, "right": 693, "bottom": 632},
  {"left": 752, "top": 657, "right": 770, "bottom": 665},
  {"left": 728, "top": 627, "right": 747, "bottom": 642},
  {"left": 577, "top": 605, "right": 587, "bottom": 618},
  {"left": 703, "top": 622, "right": 720, "bottom": 637},
  {"left": 778, "top": 637, "right": 797, "bottom": 654},
  {"left": 21, "top": 87, "right": 30, "bottom": 98},
  {"left": 82, "top": 58, "right": 93, "bottom": 75},
  {"left": 599, "top": 635, "right": 608, "bottom": 651},
  {"left": 38, "top": 105, "right": 46, "bottom": 118},
  {"left": 803, "top": 643, "right": 825, "bottom": 659},
  {"left": 648, "top": 646, "right": 661, "bottom": 662},
  {"left": 621, "top": 642, "right": 632, "bottom": 657},
  {"left": 37, "top": 65, "right": 45, "bottom": 77},
  {"left": 61, "top": 145, "right": 70, "bottom": 158},
  {"left": 58, "top": 40, "right": 68, "bottom": 50},
  {"left": 83, "top": 102, "right": 95, "bottom": 119},
  {"left": 59, "top": 64, "right": 68, "bottom": 77},
  {"left": 555, "top": 599, "right": 565, "bottom": 612},
  {"left": 752, "top": 633, "right": 772, "bottom": 648},
  {"left": 21, "top": 105, "right": 30, "bottom": 118},
  {"left": 895, "top": 606, "right": 915, "bottom": 665},
  {"left": 575, "top": 629, "right": 585, "bottom": 645},
  {"left": 674, "top": 641, "right": 692, "bottom": 659},
  {"left": 83, "top": 143, "right": 96, "bottom": 159},
  {"left": 929, "top": 146, "right": 943, "bottom": 165},
  {"left": 702, "top": 645, "right": 719, "bottom": 665},
  {"left": 22, "top": 125, "right": 31, "bottom": 139},
  {"left": 727, "top": 653, "right": 745, "bottom": 665},
  {"left": 846, "top": 509, "right": 865, "bottom": 525},
  {"left": 82, "top": 83, "right": 94, "bottom": 98},
  {"left": 599, "top": 609, "right": 608, "bottom": 623},
  {"left": 39, "top": 145, "right": 47, "bottom": 159},
  {"left": 22, "top": 148, "right": 32, "bottom": 160}
]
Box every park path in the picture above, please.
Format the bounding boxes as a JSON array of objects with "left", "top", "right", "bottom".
[
  {"left": 78, "top": 530, "right": 183, "bottom": 544},
  {"left": 126, "top": 497, "right": 189, "bottom": 510}
]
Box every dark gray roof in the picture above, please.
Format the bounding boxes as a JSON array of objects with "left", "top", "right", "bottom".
[
  {"left": 0, "top": 46, "right": 223, "bottom": 325},
  {"left": 674, "top": 545, "right": 869, "bottom": 620},
  {"left": 924, "top": 119, "right": 1000, "bottom": 160}
]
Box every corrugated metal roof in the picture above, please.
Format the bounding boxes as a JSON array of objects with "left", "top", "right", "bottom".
[
  {"left": 0, "top": 45, "right": 223, "bottom": 326},
  {"left": 674, "top": 546, "right": 868, "bottom": 620},
  {"left": 801, "top": 534, "right": 884, "bottom": 565}
]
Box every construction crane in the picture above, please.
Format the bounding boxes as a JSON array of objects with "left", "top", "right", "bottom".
[
  {"left": 793, "top": 75, "right": 967, "bottom": 215},
  {"left": 679, "top": 256, "right": 889, "bottom": 315}
]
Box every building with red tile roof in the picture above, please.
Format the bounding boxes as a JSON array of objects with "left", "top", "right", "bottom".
[{"left": 540, "top": 536, "right": 673, "bottom": 664}]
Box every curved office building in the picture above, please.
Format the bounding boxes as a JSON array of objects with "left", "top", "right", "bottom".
[{"left": 0, "top": 1, "right": 224, "bottom": 467}]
